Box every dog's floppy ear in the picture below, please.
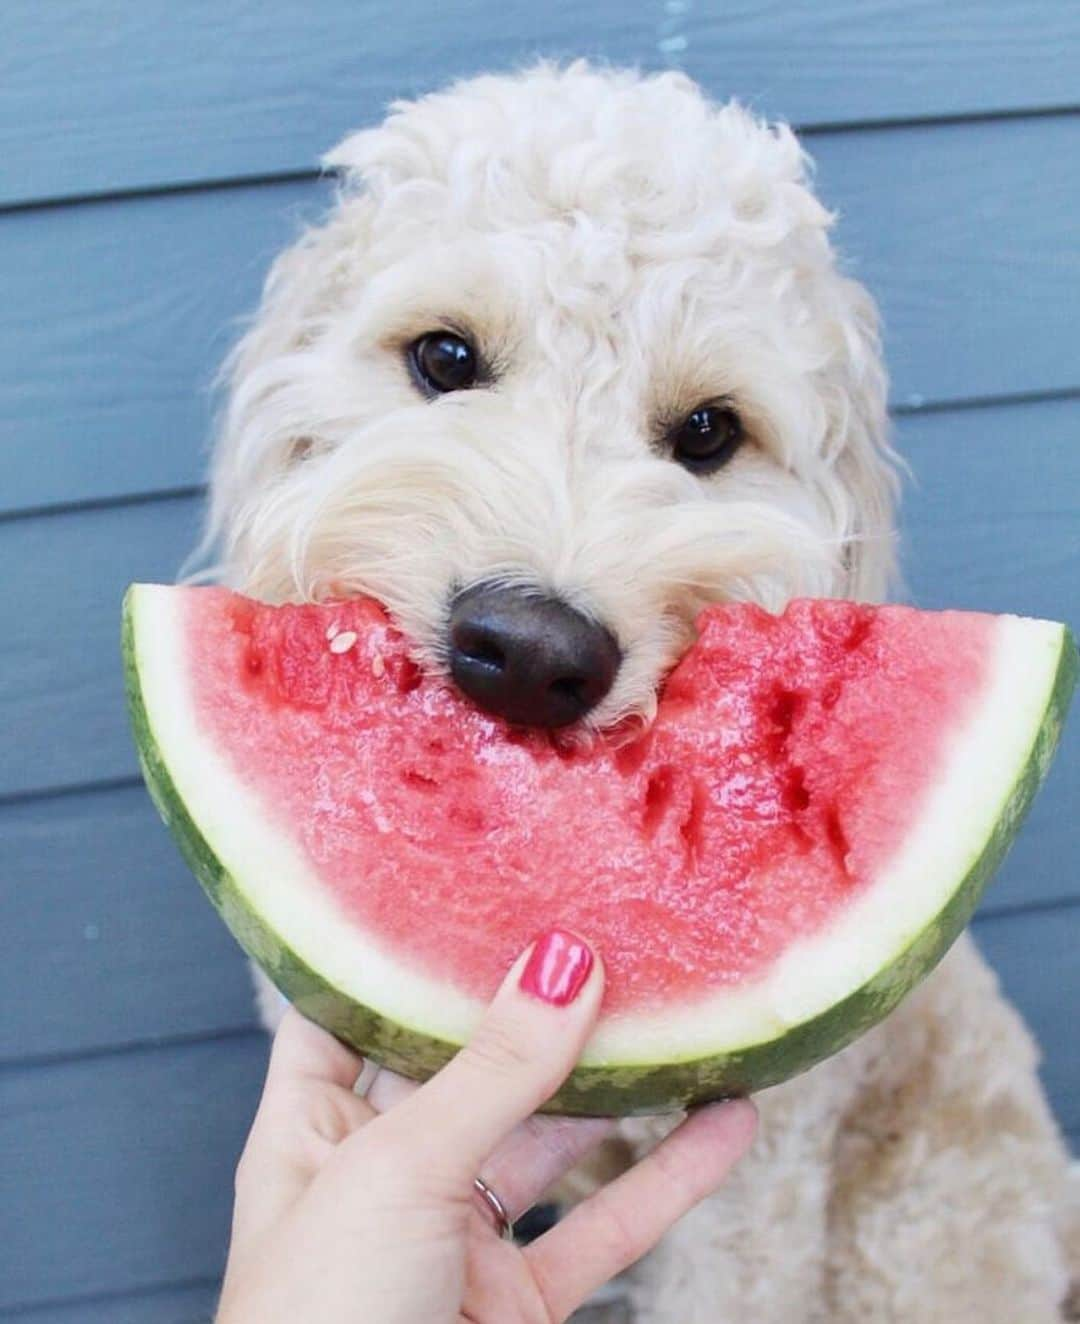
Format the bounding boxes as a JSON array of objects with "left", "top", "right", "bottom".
[
  {"left": 192, "top": 120, "right": 415, "bottom": 587},
  {"left": 709, "top": 100, "right": 902, "bottom": 603},
  {"left": 821, "top": 272, "right": 903, "bottom": 603}
]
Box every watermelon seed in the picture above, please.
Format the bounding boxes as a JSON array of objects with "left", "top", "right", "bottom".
[
  {"left": 643, "top": 766, "right": 676, "bottom": 836},
  {"left": 614, "top": 732, "right": 651, "bottom": 776},
  {"left": 393, "top": 656, "right": 423, "bottom": 693},
  {"left": 769, "top": 689, "right": 801, "bottom": 739},
  {"left": 825, "top": 804, "right": 853, "bottom": 880},
  {"left": 783, "top": 766, "right": 811, "bottom": 812},
  {"left": 679, "top": 779, "right": 708, "bottom": 867},
  {"left": 372, "top": 653, "right": 386, "bottom": 678},
  {"left": 844, "top": 612, "right": 873, "bottom": 652},
  {"left": 326, "top": 621, "right": 340, "bottom": 641},
  {"left": 329, "top": 631, "right": 357, "bottom": 654}
]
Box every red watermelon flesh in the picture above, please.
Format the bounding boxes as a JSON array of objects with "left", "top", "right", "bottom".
[
  {"left": 191, "top": 592, "right": 986, "bottom": 1012},
  {"left": 124, "top": 585, "right": 1074, "bottom": 1110}
]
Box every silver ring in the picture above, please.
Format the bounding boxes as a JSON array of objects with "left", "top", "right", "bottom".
[{"left": 473, "top": 1175, "right": 514, "bottom": 1241}]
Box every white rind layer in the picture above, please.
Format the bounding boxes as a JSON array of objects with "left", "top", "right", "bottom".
[{"left": 132, "top": 586, "right": 1065, "bottom": 1065}]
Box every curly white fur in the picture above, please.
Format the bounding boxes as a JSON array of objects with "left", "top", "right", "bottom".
[
  {"left": 196, "top": 61, "right": 898, "bottom": 730},
  {"left": 196, "top": 62, "right": 1075, "bottom": 1321}
]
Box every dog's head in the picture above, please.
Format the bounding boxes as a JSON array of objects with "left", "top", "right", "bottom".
[{"left": 201, "top": 63, "right": 899, "bottom": 733}]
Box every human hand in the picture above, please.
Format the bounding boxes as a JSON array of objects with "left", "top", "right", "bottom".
[{"left": 216, "top": 930, "right": 756, "bottom": 1323}]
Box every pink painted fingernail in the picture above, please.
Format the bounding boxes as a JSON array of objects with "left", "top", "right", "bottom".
[{"left": 519, "top": 929, "right": 594, "bottom": 1006}]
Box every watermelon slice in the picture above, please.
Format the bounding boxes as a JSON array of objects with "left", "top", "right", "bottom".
[{"left": 122, "top": 586, "right": 1075, "bottom": 1114}]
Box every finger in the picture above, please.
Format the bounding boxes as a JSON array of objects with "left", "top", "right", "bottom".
[
  {"left": 366, "top": 1062, "right": 612, "bottom": 1223},
  {"left": 364, "top": 1063, "right": 611, "bottom": 1223},
  {"left": 478, "top": 1114, "right": 615, "bottom": 1222},
  {"left": 376, "top": 929, "right": 603, "bottom": 1178},
  {"left": 239, "top": 1011, "right": 372, "bottom": 1209},
  {"left": 364, "top": 1065, "right": 420, "bottom": 1113},
  {"left": 249, "top": 1007, "right": 375, "bottom": 1143},
  {"left": 266, "top": 1007, "right": 365, "bottom": 1092},
  {"left": 526, "top": 1098, "right": 757, "bottom": 1319}
]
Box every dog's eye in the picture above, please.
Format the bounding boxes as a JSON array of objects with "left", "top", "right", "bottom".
[
  {"left": 670, "top": 404, "right": 743, "bottom": 473},
  {"left": 409, "top": 332, "right": 478, "bottom": 394}
]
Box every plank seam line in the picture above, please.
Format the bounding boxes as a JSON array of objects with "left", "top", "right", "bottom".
[
  {"left": 0, "top": 774, "right": 145, "bottom": 811},
  {"left": 0, "top": 483, "right": 207, "bottom": 527},
  {"left": 0, "top": 1271, "right": 221, "bottom": 1320},
  {"left": 797, "top": 101, "right": 1080, "bottom": 140},
  {"left": 1, "top": 104, "right": 1078, "bottom": 216},
  {"left": 891, "top": 385, "right": 1080, "bottom": 417},
  {"left": 0, "top": 166, "right": 321, "bottom": 216},
  {"left": 0, "top": 1022, "right": 263, "bottom": 1075},
  {"left": 972, "top": 893, "right": 1080, "bottom": 926},
  {"left": 2, "top": 387, "right": 1078, "bottom": 528}
]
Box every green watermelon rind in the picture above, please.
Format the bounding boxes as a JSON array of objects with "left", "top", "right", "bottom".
[{"left": 122, "top": 591, "right": 1077, "bottom": 1116}]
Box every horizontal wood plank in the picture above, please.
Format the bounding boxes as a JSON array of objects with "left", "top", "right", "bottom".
[
  {"left": 2, "top": 113, "right": 1080, "bottom": 515},
  {"left": 0, "top": 1036, "right": 265, "bottom": 1313},
  {"left": 0, "top": 784, "right": 255, "bottom": 1065},
  {"left": 814, "top": 115, "right": 1080, "bottom": 410},
  {"left": 0, "top": 494, "right": 203, "bottom": 797},
  {"left": 2, "top": 1, "right": 1078, "bottom": 208},
  {"left": 898, "top": 402, "right": 1080, "bottom": 914},
  {"left": 2, "top": 1279, "right": 220, "bottom": 1323},
  {"left": 972, "top": 904, "right": 1080, "bottom": 1139},
  {"left": 0, "top": 179, "right": 324, "bottom": 516},
  {"left": 900, "top": 395, "right": 1080, "bottom": 623}
]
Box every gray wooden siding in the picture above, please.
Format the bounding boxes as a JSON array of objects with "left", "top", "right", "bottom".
[{"left": 1, "top": 4, "right": 1077, "bottom": 1317}]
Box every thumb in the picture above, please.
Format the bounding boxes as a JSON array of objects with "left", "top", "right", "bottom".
[{"left": 379, "top": 929, "right": 603, "bottom": 1177}]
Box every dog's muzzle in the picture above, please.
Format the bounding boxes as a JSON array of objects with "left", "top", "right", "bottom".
[{"left": 447, "top": 582, "right": 620, "bottom": 729}]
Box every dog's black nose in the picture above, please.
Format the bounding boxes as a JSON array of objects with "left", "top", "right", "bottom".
[{"left": 447, "top": 583, "right": 620, "bottom": 728}]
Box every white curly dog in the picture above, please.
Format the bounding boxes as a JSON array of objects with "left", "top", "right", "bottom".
[{"left": 198, "top": 63, "right": 1077, "bottom": 1321}]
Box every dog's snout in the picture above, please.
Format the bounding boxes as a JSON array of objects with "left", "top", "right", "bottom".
[{"left": 447, "top": 583, "right": 620, "bottom": 728}]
